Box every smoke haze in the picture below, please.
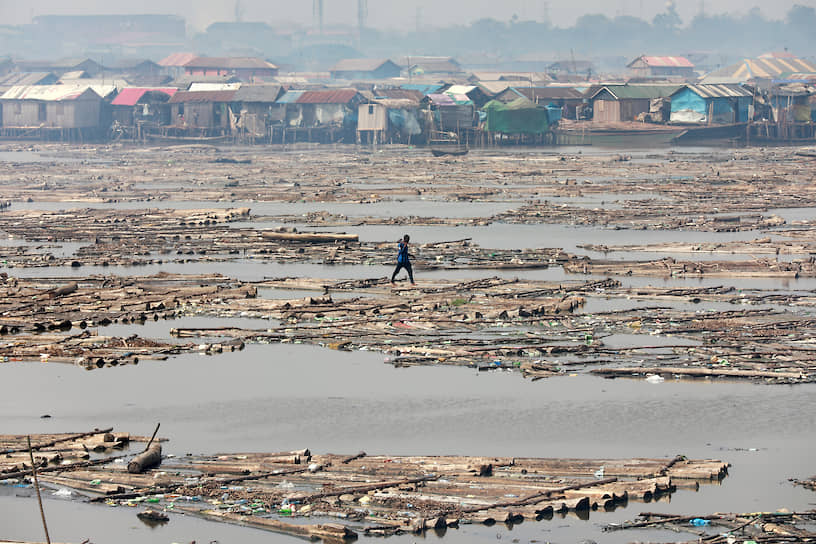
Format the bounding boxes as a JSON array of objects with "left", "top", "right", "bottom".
[{"left": 1, "top": 0, "right": 807, "bottom": 30}]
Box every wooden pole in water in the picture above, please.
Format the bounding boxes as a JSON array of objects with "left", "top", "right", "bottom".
[
  {"left": 145, "top": 422, "right": 161, "bottom": 451},
  {"left": 27, "top": 436, "right": 51, "bottom": 544}
]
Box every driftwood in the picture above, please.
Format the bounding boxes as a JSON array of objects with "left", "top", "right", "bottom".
[
  {"left": 604, "top": 510, "right": 816, "bottom": 543},
  {"left": 261, "top": 231, "right": 359, "bottom": 243},
  {"left": 127, "top": 443, "right": 162, "bottom": 474}
]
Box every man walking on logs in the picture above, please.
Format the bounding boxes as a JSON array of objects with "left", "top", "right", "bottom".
[{"left": 391, "top": 234, "right": 415, "bottom": 286}]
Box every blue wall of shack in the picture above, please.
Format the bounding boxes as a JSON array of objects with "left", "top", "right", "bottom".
[{"left": 670, "top": 87, "right": 752, "bottom": 123}]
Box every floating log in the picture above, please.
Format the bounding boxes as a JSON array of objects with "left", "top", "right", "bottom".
[
  {"left": 127, "top": 443, "right": 162, "bottom": 474},
  {"left": 261, "top": 231, "right": 359, "bottom": 243},
  {"left": 593, "top": 366, "right": 805, "bottom": 381}
]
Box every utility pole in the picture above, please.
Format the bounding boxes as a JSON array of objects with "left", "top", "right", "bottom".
[
  {"left": 358, "top": 0, "right": 367, "bottom": 33},
  {"left": 313, "top": 0, "right": 324, "bottom": 34}
]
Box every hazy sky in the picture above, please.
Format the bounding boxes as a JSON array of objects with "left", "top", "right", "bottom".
[{"left": 2, "top": 0, "right": 808, "bottom": 31}]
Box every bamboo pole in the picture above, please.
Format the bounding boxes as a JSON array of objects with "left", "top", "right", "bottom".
[{"left": 27, "top": 436, "right": 51, "bottom": 544}]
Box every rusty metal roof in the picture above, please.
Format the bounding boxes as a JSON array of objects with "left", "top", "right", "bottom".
[
  {"left": 184, "top": 57, "right": 277, "bottom": 70},
  {"left": 295, "top": 89, "right": 361, "bottom": 104},
  {"left": 159, "top": 52, "right": 198, "bottom": 67},
  {"left": 168, "top": 90, "right": 237, "bottom": 103}
]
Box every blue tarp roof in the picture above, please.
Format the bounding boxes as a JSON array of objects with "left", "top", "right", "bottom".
[{"left": 399, "top": 83, "right": 444, "bottom": 95}]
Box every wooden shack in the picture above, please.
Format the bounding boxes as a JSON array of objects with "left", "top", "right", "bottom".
[
  {"left": 166, "top": 89, "right": 237, "bottom": 137},
  {"left": 109, "top": 87, "right": 177, "bottom": 140},
  {"left": 590, "top": 85, "right": 680, "bottom": 123},
  {"left": 495, "top": 86, "right": 584, "bottom": 119},
  {"left": 0, "top": 84, "right": 104, "bottom": 140},
  {"left": 627, "top": 55, "right": 695, "bottom": 79},
  {"left": 231, "top": 84, "right": 284, "bottom": 142},
  {"left": 278, "top": 88, "right": 364, "bottom": 143},
  {"left": 669, "top": 84, "right": 754, "bottom": 124},
  {"left": 183, "top": 57, "right": 278, "bottom": 82}
]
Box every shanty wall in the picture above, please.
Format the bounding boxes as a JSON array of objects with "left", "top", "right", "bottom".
[
  {"left": 236, "top": 103, "right": 284, "bottom": 137},
  {"left": 0, "top": 97, "right": 100, "bottom": 128},
  {"left": 290, "top": 104, "right": 347, "bottom": 127},
  {"left": 437, "top": 104, "right": 475, "bottom": 130},
  {"left": 358, "top": 103, "right": 388, "bottom": 131},
  {"left": 592, "top": 99, "right": 621, "bottom": 122},
  {"left": 170, "top": 102, "right": 229, "bottom": 129},
  {"left": 593, "top": 98, "right": 651, "bottom": 122}
]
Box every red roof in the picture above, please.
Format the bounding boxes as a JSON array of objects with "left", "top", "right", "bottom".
[
  {"left": 639, "top": 56, "right": 694, "bottom": 68},
  {"left": 295, "top": 89, "right": 360, "bottom": 104},
  {"left": 168, "top": 90, "right": 237, "bottom": 104},
  {"left": 110, "top": 88, "right": 177, "bottom": 106},
  {"left": 159, "top": 52, "right": 197, "bottom": 67}
]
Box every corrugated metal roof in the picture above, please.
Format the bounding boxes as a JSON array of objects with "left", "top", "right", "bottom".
[
  {"left": 171, "top": 75, "right": 241, "bottom": 89},
  {"left": 295, "top": 89, "right": 360, "bottom": 104},
  {"left": 373, "top": 88, "right": 424, "bottom": 101},
  {"left": 109, "top": 58, "right": 161, "bottom": 70},
  {"left": 371, "top": 98, "right": 418, "bottom": 109},
  {"left": 591, "top": 84, "right": 682, "bottom": 100},
  {"left": 469, "top": 71, "right": 552, "bottom": 83},
  {"left": 637, "top": 56, "right": 694, "bottom": 68},
  {"left": 703, "top": 57, "right": 816, "bottom": 83},
  {"left": 276, "top": 90, "right": 306, "bottom": 104},
  {"left": 168, "top": 90, "right": 237, "bottom": 104},
  {"left": 675, "top": 84, "right": 753, "bottom": 99},
  {"left": 0, "top": 85, "right": 100, "bottom": 101},
  {"left": 188, "top": 83, "right": 241, "bottom": 92},
  {"left": 397, "top": 56, "right": 460, "bottom": 68},
  {"left": 477, "top": 81, "right": 511, "bottom": 95},
  {"left": 511, "top": 86, "right": 585, "bottom": 100},
  {"left": 445, "top": 85, "right": 477, "bottom": 95},
  {"left": 0, "top": 72, "right": 57, "bottom": 87},
  {"left": 110, "top": 87, "right": 177, "bottom": 106},
  {"left": 232, "top": 84, "right": 283, "bottom": 103},
  {"left": 330, "top": 58, "right": 394, "bottom": 73},
  {"left": 405, "top": 58, "right": 463, "bottom": 73},
  {"left": 56, "top": 78, "right": 127, "bottom": 93},
  {"left": 184, "top": 57, "right": 277, "bottom": 70},
  {"left": 426, "top": 93, "right": 456, "bottom": 106}
]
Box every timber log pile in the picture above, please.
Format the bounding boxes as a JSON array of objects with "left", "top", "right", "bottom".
[
  {"left": 2, "top": 273, "right": 816, "bottom": 382},
  {"left": 0, "top": 430, "right": 729, "bottom": 540},
  {"left": 0, "top": 273, "right": 252, "bottom": 366},
  {"left": 0, "top": 429, "right": 161, "bottom": 480},
  {"left": 0, "top": 145, "right": 813, "bottom": 234},
  {"left": 0, "top": 208, "right": 564, "bottom": 269},
  {"left": 604, "top": 510, "right": 816, "bottom": 543},
  {"left": 565, "top": 256, "right": 816, "bottom": 278},
  {"left": 174, "top": 276, "right": 816, "bottom": 383}
]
